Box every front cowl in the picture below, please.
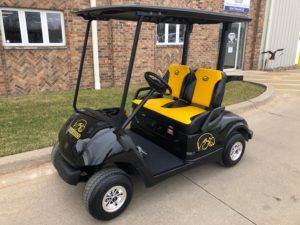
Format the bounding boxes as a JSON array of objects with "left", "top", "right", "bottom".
[{"left": 58, "top": 109, "right": 113, "bottom": 168}]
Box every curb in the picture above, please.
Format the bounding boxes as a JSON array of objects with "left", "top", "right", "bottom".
[
  {"left": 0, "top": 147, "right": 51, "bottom": 175},
  {"left": 0, "top": 82, "right": 274, "bottom": 175},
  {"left": 227, "top": 82, "right": 274, "bottom": 114}
]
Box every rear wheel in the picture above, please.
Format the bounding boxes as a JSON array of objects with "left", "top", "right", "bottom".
[
  {"left": 222, "top": 133, "right": 245, "bottom": 167},
  {"left": 83, "top": 168, "right": 133, "bottom": 221}
]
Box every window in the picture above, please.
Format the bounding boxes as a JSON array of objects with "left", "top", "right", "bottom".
[
  {"left": 0, "top": 8, "right": 65, "bottom": 47},
  {"left": 156, "top": 23, "right": 186, "bottom": 45}
]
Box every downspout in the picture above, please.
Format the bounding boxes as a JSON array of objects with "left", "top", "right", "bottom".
[{"left": 90, "top": 0, "right": 101, "bottom": 89}]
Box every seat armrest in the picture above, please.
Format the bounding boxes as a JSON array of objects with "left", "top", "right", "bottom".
[
  {"left": 201, "top": 106, "right": 225, "bottom": 131},
  {"left": 134, "top": 87, "right": 163, "bottom": 99},
  {"left": 134, "top": 87, "right": 151, "bottom": 99}
]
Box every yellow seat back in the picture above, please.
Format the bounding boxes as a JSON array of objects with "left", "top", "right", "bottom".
[
  {"left": 191, "top": 68, "right": 222, "bottom": 107},
  {"left": 166, "top": 64, "right": 191, "bottom": 99}
]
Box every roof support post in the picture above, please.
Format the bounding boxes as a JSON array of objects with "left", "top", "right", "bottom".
[
  {"left": 90, "top": 0, "right": 101, "bottom": 90},
  {"left": 73, "top": 20, "right": 92, "bottom": 111},
  {"left": 118, "top": 16, "right": 144, "bottom": 128},
  {"left": 181, "top": 24, "right": 193, "bottom": 65},
  {"left": 217, "top": 22, "right": 232, "bottom": 71}
]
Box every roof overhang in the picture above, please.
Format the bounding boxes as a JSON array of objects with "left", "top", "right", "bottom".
[{"left": 76, "top": 5, "right": 251, "bottom": 24}]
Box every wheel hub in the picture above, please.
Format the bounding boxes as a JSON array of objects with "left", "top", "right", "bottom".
[
  {"left": 229, "top": 141, "right": 243, "bottom": 161},
  {"left": 102, "top": 185, "right": 127, "bottom": 213}
]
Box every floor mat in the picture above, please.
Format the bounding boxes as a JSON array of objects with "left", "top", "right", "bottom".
[{"left": 127, "top": 130, "right": 184, "bottom": 175}]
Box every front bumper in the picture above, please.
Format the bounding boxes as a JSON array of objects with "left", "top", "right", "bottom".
[{"left": 52, "top": 144, "right": 81, "bottom": 185}]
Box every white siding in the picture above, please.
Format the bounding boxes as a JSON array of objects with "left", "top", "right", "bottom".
[{"left": 259, "top": 0, "right": 300, "bottom": 69}]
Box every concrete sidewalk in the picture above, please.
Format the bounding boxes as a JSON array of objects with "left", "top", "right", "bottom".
[{"left": 230, "top": 68, "right": 300, "bottom": 92}]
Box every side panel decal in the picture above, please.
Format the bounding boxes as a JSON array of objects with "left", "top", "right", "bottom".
[{"left": 196, "top": 133, "right": 216, "bottom": 151}]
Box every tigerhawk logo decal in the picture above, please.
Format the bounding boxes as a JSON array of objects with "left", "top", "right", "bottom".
[
  {"left": 68, "top": 119, "right": 87, "bottom": 139},
  {"left": 202, "top": 76, "right": 209, "bottom": 81},
  {"left": 197, "top": 133, "right": 215, "bottom": 151}
]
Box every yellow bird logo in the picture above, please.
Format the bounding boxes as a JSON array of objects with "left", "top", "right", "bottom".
[
  {"left": 73, "top": 119, "right": 87, "bottom": 133},
  {"left": 197, "top": 133, "right": 215, "bottom": 151},
  {"left": 68, "top": 119, "right": 87, "bottom": 139}
]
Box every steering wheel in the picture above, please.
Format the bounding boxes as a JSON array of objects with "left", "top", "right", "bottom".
[{"left": 144, "top": 72, "right": 172, "bottom": 95}]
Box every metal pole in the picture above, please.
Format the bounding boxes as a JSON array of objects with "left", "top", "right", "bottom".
[
  {"left": 181, "top": 24, "right": 193, "bottom": 65},
  {"left": 90, "top": 0, "right": 101, "bottom": 90},
  {"left": 73, "top": 20, "right": 92, "bottom": 111},
  {"left": 121, "top": 89, "right": 155, "bottom": 130},
  {"left": 119, "top": 16, "right": 144, "bottom": 118},
  {"left": 217, "top": 22, "right": 232, "bottom": 71}
]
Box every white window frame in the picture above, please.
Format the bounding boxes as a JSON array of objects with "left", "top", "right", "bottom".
[
  {"left": 156, "top": 23, "right": 184, "bottom": 46},
  {"left": 0, "top": 8, "right": 66, "bottom": 47}
]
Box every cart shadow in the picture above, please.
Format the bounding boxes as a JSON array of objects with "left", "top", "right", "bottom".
[{"left": 51, "top": 162, "right": 225, "bottom": 223}]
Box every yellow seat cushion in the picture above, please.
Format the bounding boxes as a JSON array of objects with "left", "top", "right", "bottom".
[
  {"left": 167, "top": 64, "right": 191, "bottom": 98},
  {"left": 192, "top": 68, "right": 222, "bottom": 107},
  {"left": 133, "top": 98, "right": 206, "bottom": 125}
]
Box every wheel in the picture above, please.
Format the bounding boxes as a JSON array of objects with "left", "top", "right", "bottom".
[
  {"left": 83, "top": 168, "right": 133, "bottom": 221},
  {"left": 222, "top": 133, "right": 245, "bottom": 167},
  {"left": 51, "top": 143, "right": 60, "bottom": 164}
]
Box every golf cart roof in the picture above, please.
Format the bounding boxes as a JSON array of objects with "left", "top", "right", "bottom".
[{"left": 76, "top": 5, "right": 251, "bottom": 24}]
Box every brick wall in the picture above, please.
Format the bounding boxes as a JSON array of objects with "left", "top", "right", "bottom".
[
  {"left": 244, "top": 0, "right": 266, "bottom": 70},
  {"left": 0, "top": 0, "right": 266, "bottom": 96},
  {"left": 0, "top": 0, "right": 95, "bottom": 96}
]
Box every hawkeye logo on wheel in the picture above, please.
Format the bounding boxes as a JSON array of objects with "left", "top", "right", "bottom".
[
  {"left": 68, "top": 119, "right": 87, "bottom": 139},
  {"left": 197, "top": 133, "right": 215, "bottom": 151}
]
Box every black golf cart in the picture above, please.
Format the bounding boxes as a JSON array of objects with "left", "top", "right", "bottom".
[{"left": 52, "top": 5, "right": 253, "bottom": 221}]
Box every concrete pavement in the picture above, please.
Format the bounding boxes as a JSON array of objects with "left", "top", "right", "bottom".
[
  {"left": 1, "top": 69, "right": 300, "bottom": 225},
  {"left": 240, "top": 69, "right": 300, "bottom": 92}
]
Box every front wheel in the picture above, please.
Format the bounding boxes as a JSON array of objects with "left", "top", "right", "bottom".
[
  {"left": 83, "top": 168, "right": 133, "bottom": 220},
  {"left": 51, "top": 143, "right": 59, "bottom": 165},
  {"left": 222, "top": 133, "right": 245, "bottom": 167}
]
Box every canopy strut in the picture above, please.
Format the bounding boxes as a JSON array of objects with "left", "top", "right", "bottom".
[
  {"left": 73, "top": 20, "right": 92, "bottom": 111},
  {"left": 117, "top": 15, "right": 144, "bottom": 132},
  {"left": 181, "top": 24, "right": 193, "bottom": 65},
  {"left": 217, "top": 22, "right": 232, "bottom": 71}
]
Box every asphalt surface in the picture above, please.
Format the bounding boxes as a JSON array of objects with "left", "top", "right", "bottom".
[{"left": 1, "top": 70, "right": 300, "bottom": 225}]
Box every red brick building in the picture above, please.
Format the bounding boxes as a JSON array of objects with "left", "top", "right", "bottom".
[{"left": 0, "top": 0, "right": 266, "bottom": 96}]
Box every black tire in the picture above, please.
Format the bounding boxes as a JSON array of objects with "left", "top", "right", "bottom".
[
  {"left": 83, "top": 168, "right": 133, "bottom": 221},
  {"left": 222, "top": 133, "right": 246, "bottom": 167},
  {"left": 51, "top": 143, "right": 60, "bottom": 165}
]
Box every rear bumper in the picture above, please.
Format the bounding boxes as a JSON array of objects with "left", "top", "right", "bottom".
[{"left": 52, "top": 144, "right": 81, "bottom": 185}]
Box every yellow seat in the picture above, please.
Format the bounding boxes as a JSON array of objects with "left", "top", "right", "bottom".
[
  {"left": 132, "top": 98, "right": 206, "bottom": 124},
  {"left": 190, "top": 68, "right": 223, "bottom": 108},
  {"left": 165, "top": 64, "right": 191, "bottom": 98},
  {"left": 133, "top": 67, "right": 224, "bottom": 126},
  {"left": 132, "top": 64, "right": 192, "bottom": 123}
]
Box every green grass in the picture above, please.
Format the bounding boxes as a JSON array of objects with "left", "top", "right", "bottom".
[{"left": 0, "top": 81, "right": 265, "bottom": 157}]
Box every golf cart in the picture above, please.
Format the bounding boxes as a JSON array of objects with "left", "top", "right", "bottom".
[{"left": 52, "top": 5, "right": 252, "bottom": 221}]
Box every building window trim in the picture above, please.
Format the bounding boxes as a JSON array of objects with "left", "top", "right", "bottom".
[
  {"left": 0, "top": 8, "right": 66, "bottom": 47},
  {"left": 156, "top": 23, "right": 185, "bottom": 46}
]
